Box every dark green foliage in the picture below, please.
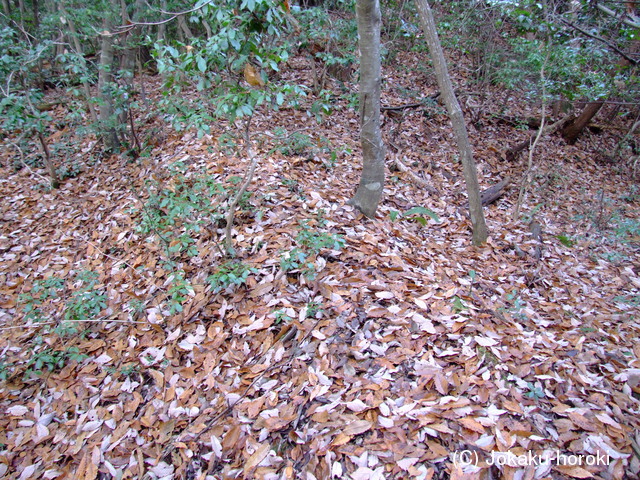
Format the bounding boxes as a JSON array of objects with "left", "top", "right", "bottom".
[
  {"left": 556, "top": 233, "right": 576, "bottom": 248},
  {"left": 280, "top": 214, "right": 344, "bottom": 279},
  {"left": 138, "top": 161, "right": 227, "bottom": 259},
  {"left": 152, "top": 0, "right": 299, "bottom": 135},
  {"left": 208, "top": 260, "right": 257, "bottom": 292}
]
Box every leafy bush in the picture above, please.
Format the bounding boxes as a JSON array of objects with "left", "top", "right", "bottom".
[
  {"left": 138, "top": 161, "right": 227, "bottom": 259},
  {"left": 208, "top": 260, "right": 256, "bottom": 293},
  {"left": 152, "top": 0, "right": 299, "bottom": 135},
  {"left": 64, "top": 270, "right": 107, "bottom": 321},
  {"left": 19, "top": 270, "right": 106, "bottom": 338},
  {"left": 390, "top": 206, "right": 440, "bottom": 226},
  {"left": 281, "top": 215, "right": 344, "bottom": 279},
  {"left": 25, "top": 346, "right": 87, "bottom": 377},
  {"left": 166, "top": 269, "right": 193, "bottom": 315}
]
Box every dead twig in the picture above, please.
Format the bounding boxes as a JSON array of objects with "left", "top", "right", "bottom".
[{"left": 224, "top": 118, "right": 259, "bottom": 255}]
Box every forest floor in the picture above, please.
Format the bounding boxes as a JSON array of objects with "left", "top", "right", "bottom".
[{"left": 0, "top": 49, "right": 640, "bottom": 480}]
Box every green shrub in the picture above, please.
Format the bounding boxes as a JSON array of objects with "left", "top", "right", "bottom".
[
  {"left": 208, "top": 260, "right": 256, "bottom": 292},
  {"left": 280, "top": 215, "right": 344, "bottom": 279}
]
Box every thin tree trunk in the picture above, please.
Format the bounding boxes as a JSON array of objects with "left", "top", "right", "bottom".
[
  {"left": 32, "top": 0, "right": 39, "bottom": 30},
  {"left": 37, "top": 132, "right": 60, "bottom": 189},
  {"left": 177, "top": 15, "right": 194, "bottom": 40},
  {"left": 17, "top": 0, "right": 25, "bottom": 26},
  {"left": 225, "top": 121, "right": 258, "bottom": 255},
  {"left": 59, "top": 3, "right": 98, "bottom": 124},
  {"left": 561, "top": 101, "right": 604, "bottom": 144},
  {"left": 414, "top": 0, "right": 488, "bottom": 245},
  {"left": 348, "top": 0, "right": 385, "bottom": 218},
  {"left": 157, "top": 0, "right": 167, "bottom": 42},
  {"left": 98, "top": 21, "right": 120, "bottom": 151},
  {"left": 1, "top": 0, "right": 9, "bottom": 16},
  {"left": 157, "top": 23, "right": 166, "bottom": 43}
]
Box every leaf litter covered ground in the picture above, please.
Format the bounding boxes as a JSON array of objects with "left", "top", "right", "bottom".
[{"left": 0, "top": 52, "right": 640, "bottom": 480}]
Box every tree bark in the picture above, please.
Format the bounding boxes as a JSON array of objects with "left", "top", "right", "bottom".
[
  {"left": 414, "top": 0, "right": 488, "bottom": 245},
  {"left": 37, "top": 132, "right": 60, "bottom": 189},
  {"left": 59, "top": 3, "right": 98, "bottom": 124},
  {"left": 98, "top": 21, "right": 120, "bottom": 151},
  {"left": 177, "top": 14, "right": 194, "bottom": 40},
  {"left": 561, "top": 101, "right": 604, "bottom": 144},
  {"left": 348, "top": 0, "right": 385, "bottom": 218},
  {"left": 32, "top": 0, "right": 39, "bottom": 30},
  {"left": 480, "top": 177, "right": 510, "bottom": 206},
  {"left": 157, "top": 0, "right": 167, "bottom": 42}
]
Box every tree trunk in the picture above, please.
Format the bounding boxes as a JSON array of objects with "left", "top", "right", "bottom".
[
  {"left": 37, "top": 132, "right": 60, "bottom": 189},
  {"left": 157, "top": 0, "right": 167, "bottom": 42},
  {"left": 33, "top": 0, "right": 39, "bottom": 29},
  {"left": 1, "top": 0, "right": 9, "bottom": 16},
  {"left": 561, "top": 101, "right": 604, "bottom": 144},
  {"left": 17, "top": 0, "right": 25, "bottom": 24},
  {"left": 414, "top": 0, "right": 488, "bottom": 245},
  {"left": 98, "top": 21, "right": 120, "bottom": 151},
  {"left": 348, "top": 0, "right": 385, "bottom": 218},
  {"left": 59, "top": 3, "right": 98, "bottom": 124},
  {"left": 177, "top": 14, "right": 194, "bottom": 40}
]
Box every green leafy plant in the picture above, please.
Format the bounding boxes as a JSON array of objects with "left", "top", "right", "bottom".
[
  {"left": 65, "top": 270, "right": 107, "bottom": 321},
  {"left": 0, "top": 361, "right": 11, "bottom": 381},
  {"left": 166, "top": 269, "right": 192, "bottom": 315},
  {"left": 19, "top": 271, "right": 106, "bottom": 337},
  {"left": 556, "top": 234, "right": 575, "bottom": 248},
  {"left": 25, "top": 346, "right": 87, "bottom": 377},
  {"left": 274, "top": 129, "right": 314, "bottom": 157},
  {"left": 107, "top": 363, "right": 140, "bottom": 379},
  {"left": 152, "top": 0, "right": 299, "bottom": 135},
  {"left": 128, "top": 298, "right": 146, "bottom": 315},
  {"left": 274, "top": 309, "right": 294, "bottom": 325},
  {"left": 306, "top": 300, "right": 325, "bottom": 319},
  {"left": 280, "top": 215, "right": 344, "bottom": 279},
  {"left": 402, "top": 206, "right": 441, "bottom": 226},
  {"left": 452, "top": 296, "right": 467, "bottom": 313},
  {"left": 208, "top": 260, "right": 256, "bottom": 293},
  {"left": 138, "top": 161, "right": 227, "bottom": 260},
  {"left": 20, "top": 277, "right": 65, "bottom": 322},
  {"left": 524, "top": 382, "right": 546, "bottom": 400},
  {"left": 502, "top": 289, "right": 528, "bottom": 321},
  {"left": 613, "top": 294, "right": 640, "bottom": 307},
  {"left": 281, "top": 177, "right": 299, "bottom": 192}
]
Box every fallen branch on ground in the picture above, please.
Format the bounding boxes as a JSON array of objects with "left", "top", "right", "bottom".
[{"left": 504, "top": 115, "right": 573, "bottom": 161}]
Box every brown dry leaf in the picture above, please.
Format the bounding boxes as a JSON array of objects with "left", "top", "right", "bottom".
[
  {"left": 502, "top": 399, "right": 523, "bottom": 415},
  {"left": 342, "top": 420, "right": 373, "bottom": 436},
  {"left": 244, "top": 63, "right": 265, "bottom": 87},
  {"left": 243, "top": 442, "right": 271, "bottom": 478},
  {"left": 553, "top": 465, "right": 595, "bottom": 478},
  {"left": 458, "top": 417, "right": 486, "bottom": 434}
]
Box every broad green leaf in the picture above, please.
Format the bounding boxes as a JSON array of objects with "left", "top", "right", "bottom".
[
  {"left": 404, "top": 206, "right": 440, "bottom": 222},
  {"left": 196, "top": 56, "right": 206, "bottom": 72}
]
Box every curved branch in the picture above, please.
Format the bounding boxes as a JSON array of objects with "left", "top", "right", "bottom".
[{"left": 113, "top": 0, "right": 216, "bottom": 31}]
